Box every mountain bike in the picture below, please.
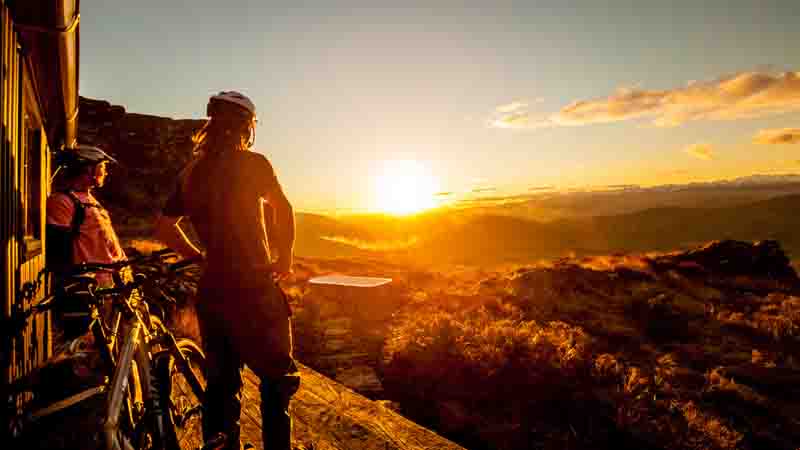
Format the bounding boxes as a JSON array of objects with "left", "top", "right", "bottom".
[{"left": 2, "top": 250, "right": 206, "bottom": 450}]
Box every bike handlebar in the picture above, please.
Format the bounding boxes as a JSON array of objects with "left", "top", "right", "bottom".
[
  {"left": 165, "top": 256, "right": 202, "bottom": 273},
  {"left": 94, "top": 274, "right": 147, "bottom": 297},
  {"left": 66, "top": 248, "right": 178, "bottom": 276}
]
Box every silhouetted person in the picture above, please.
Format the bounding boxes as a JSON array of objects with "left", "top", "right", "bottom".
[{"left": 155, "top": 91, "right": 298, "bottom": 450}]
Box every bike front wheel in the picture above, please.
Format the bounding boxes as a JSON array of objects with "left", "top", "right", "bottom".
[{"left": 155, "top": 339, "right": 206, "bottom": 450}]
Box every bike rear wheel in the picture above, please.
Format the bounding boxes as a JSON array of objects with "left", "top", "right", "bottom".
[{"left": 156, "top": 339, "right": 206, "bottom": 450}]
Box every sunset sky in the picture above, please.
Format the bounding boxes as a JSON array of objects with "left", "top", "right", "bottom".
[{"left": 80, "top": 1, "right": 800, "bottom": 213}]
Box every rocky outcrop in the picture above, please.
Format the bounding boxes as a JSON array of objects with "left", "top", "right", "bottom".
[
  {"left": 652, "top": 240, "right": 798, "bottom": 282},
  {"left": 77, "top": 97, "right": 205, "bottom": 231}
]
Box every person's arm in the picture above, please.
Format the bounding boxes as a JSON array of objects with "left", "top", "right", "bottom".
[
  {"left": 156, "top": 166, "right": 203, "bottom": 260},
  {"left": 154, "top": 215, "right": 204, "bottom": 260},
  {"left": 259, "top": 157, "right": 295, "bottom": 275},
  {"left": 264, "top": 185, "right": 295, "bottom": 273}
]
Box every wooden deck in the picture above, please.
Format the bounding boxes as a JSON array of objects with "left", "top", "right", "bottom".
[{"left": 239, "top": 364, "right": 465, "bottom": 450}]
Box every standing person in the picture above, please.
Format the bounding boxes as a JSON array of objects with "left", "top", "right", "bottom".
[
  {"left": 46, "top": 144, "right": 126, "bottom": 286},
  {"left": 155, "top": 91, "right": 299, "bottom": 450}
]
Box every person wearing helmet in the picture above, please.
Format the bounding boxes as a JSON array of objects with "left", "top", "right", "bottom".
[
  {"left": 46, "top": 144, "right": 126, "bottom": 285},
  {"left": 155, "top": 91, "right": 299, "bottom": 450}
]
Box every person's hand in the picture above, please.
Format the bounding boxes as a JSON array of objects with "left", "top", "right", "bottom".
[{"left": 268, "top": 258, "right": 293, "bottom": 281}]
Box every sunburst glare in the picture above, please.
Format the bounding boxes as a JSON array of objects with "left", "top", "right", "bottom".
[{"left": 373, "top": 160, "right": 440, "bottom": 215}]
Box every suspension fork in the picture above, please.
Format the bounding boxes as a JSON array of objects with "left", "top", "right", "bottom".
[
  {"left": 91, "top": 316, "right": 116, "bottom": 370},
  {"left": 103, "top": 320, "right": 140, "bottom": 450},
  {"left": 103, "top": 321, "right": 166, "bottom": 450}
]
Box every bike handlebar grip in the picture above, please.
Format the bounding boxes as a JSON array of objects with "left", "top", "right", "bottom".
[
  {"left": 151, "top": 248, "right": 177, "bottom": 258},
  {"left": 168, "top": 257, "right": 202, "bottom": 272}
]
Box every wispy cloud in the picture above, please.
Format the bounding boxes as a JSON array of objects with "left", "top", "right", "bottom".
[
  {"left": 490, "top": 70, "right": 800, "bottom": 129},
  {"left": 471, "top": 187, "right": 497, "bottom": 193},
  {"left": 488, "top": 99, "right": 549, "bottom": 129},
  {"left": 528, "top": 185, "right": 554, "bottom": 191},
  {"left": 605, "top": 184, "right": 641, "bottom": 190},
  {"left": 320, "top": 235, "right": 419, "bottom": 251},
  {"left": 657, "top": 169, "right": 691, "bottom": 177},
  {"left": 684, "top": 143, "right": 715, "bottom": 161},
  {"left": 434, "top": 191, "right": 454, "bottom": 197},
  {"left": 754, "top": 127, "right": 800, "bottom": 145}
]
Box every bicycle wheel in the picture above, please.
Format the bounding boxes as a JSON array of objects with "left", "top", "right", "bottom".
[{"left": 156, "top": 339, "right": 206, "bottom": 450}]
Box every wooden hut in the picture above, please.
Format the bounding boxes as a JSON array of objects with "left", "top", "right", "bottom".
[{"left": 1, "top": 0, "right": 79, "bottom": 383}]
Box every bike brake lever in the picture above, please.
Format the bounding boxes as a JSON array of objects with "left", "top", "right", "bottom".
[{"left": 199, "top": 433, "right": 227, "bottom": 450}]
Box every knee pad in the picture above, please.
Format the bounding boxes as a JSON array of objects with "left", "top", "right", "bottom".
[{"left": 261, "top": 373, "right": 301, "bottom": 407}]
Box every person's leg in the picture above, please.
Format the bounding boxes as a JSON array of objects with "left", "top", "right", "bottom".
[
  {"left": 198, "top": 300, "right": 245, "bottom": 450},
  {"left": 234, "top": 282, "right": 299, "bottom": 450},
  {"left": 258, "top": 319, "right": 298, "bottom": 450},
  {"left": 260, "top": 365, "right": 300, "bottom": 450}
]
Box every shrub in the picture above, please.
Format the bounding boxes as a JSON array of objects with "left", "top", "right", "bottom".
[{"left": 383, "top": 304, "right": 594, "bottom": 406}]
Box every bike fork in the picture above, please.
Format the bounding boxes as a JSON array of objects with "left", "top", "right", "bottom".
[{"left": 103, "top": 323, "right": 166, "bottom": 450}]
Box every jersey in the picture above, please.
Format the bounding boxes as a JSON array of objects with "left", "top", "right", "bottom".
[
  {"left": 46, "top": 191, "right": 127, "bottom": 285},
  {"left": 164, "top": 151, "right": 282, "bottom": 285}
]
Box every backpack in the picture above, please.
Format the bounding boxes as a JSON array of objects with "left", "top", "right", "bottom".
[
  {"left": 62, "top": 191, "right": 87, "bottom": 237},
  {"left": 46, "top": 191, "right": 86, "bottom": 273}
]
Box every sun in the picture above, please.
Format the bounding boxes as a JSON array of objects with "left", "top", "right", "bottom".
[{"left": 374, "top": 160, "right": 440, "bottom": 215}]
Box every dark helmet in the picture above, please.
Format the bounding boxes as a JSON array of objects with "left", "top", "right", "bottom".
[{"left": 55, "top": 144, "right": 117, "bottom": 168}]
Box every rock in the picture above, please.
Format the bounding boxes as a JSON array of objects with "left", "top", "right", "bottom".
[
  {"left": 75, "top": 96, "right": 205, "bottom": 230},
  {"left": 654, "top": 240, "right": 798, "bottom": 283}
]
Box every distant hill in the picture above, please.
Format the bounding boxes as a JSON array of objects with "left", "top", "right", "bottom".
[
  {"left": 293, "top": 194, "right": 800, "bottom": 265},
  {"left": 468, "top": 176, "right": 800, "bottom": 221}
]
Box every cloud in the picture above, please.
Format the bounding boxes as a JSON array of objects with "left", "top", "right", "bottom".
[
  {"left": 495, "top": 101, "right": 529, "bottom": 113},
  {"left": 434, "top": 191, "right": 454, "bottom": 197},
  {"left": 657, "top": 169, "right": 691, "bottom": 177},
  {"left": 490, "top": 70, "right": 800, "bottom": 129},
  {"left": 528, "top": 185, "right": 554, "bottom": 191},
  {"left": 684, "top": 143, "right": 715, "bottom": 161},
  {"left": 754, "top": 128, "right": 800, "bottom": 145},
  {"left": 320, "top": 235, "right": 419, "bottom": 251},
  {"left": 471, "top": 187, "right": 497, "bottom": 193},
  {"left": 488, "top": 99, "right": 551, "bottom": 129},
  {"left": 604, "top": 184, "right": 641, "bottom": 190}
]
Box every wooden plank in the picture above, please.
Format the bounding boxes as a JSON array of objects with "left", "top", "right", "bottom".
[{"left": 238, "top": 364, "right": 466, "bottom": 450}]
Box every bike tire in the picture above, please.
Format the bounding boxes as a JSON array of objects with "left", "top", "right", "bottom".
[{"left": 155, "top": 339, "right": 206, "bottom": 450}]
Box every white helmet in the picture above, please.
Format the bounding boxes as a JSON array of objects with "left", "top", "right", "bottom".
[{"left": 207, "top": 91, "right": 257, "bottom": 120}]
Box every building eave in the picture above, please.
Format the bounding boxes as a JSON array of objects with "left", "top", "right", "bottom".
[{"left": 11, "top": 0, "right": 80, "bottom": 148}]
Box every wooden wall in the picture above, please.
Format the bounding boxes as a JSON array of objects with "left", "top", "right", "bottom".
[{"left": 1, "top": 1, "right": 51, "bottom": 384}]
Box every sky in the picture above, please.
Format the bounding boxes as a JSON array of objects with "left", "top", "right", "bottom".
[{"left": 80, "top": 0, "right": 800, "bottom": 213}]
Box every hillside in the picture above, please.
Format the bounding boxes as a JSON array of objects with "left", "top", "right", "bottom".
[
  {"left": 276, "top": 240, "right": 800, "bottom": 450},
  {"left": 295, "top": 196, "right": 800, "bottom": 266}
]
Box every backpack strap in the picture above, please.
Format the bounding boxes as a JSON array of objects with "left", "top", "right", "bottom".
[{"left": 60, "top": 190, "right": 86, "bottom": 236}]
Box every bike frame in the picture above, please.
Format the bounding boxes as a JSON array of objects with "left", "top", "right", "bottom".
[{"left": 5, "top": 251, "right": 206, "bottom": 449}]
